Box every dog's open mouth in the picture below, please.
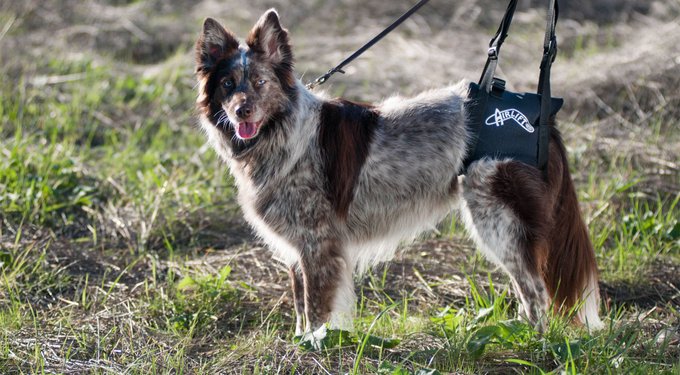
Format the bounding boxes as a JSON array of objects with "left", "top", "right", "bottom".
[{"left": 236, "top": 120, "right": 262, "bottom": 140}]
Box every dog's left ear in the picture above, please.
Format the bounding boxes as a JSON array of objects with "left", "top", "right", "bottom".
[
  {"left": 196, "top": 18, "right": 239, "bottom": 72},
  {"left": 246, "top": 9, "right": 293, "bottom": 65}
]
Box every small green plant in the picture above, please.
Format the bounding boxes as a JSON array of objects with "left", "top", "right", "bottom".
[
  {"left": 597, "top": 193, "right": 680, "bottom": 280},
  {"left": 166, "top": 265, "right": 241, "bottom": 334},
  {"left": 0, "top": 115, "right": 105, "bottom": 226}
]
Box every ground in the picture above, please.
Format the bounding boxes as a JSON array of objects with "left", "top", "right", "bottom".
[{"left": 0, "top": 0, "right": 679, "bottom": 374}]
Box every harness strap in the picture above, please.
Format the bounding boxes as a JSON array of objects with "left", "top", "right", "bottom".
[
  {"left": 469, "top": 0, "right": 559, "bottom": 174},
  {"left": 306, "top": 0, "right": 431, "bottom": 89},
  {"left": 478, "top": 0, "right": 518, "bottom": 91},
  {"left": 537, "top": 0, "right": 558, "bottom": 171}
]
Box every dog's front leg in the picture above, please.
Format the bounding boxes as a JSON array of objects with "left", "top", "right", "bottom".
[
  {"left": 288, "top": 265, "right": 305, "bottom": 336},
  {"left": 298, "top": 237, "right": 347, "bottom": 347}
]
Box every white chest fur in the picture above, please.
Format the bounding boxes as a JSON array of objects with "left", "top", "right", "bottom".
[{"left": 230, "top": 160, "right": 300, "bottom": 266}]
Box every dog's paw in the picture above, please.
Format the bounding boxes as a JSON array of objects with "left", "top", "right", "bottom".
[
  {"left": 296, "top": 325, "right": 327, "bottom": 351},
  {"left": 294, "top": 327, "right": 401, "bottom": 351},
  {"left": 295, "top": 326, "right": 355, "bottom": 351}
]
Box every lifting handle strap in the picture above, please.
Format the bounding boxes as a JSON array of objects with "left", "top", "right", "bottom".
[
  {"left": 478, "top": 0, "right": 519, "bottom": 91},
  {"left": 476, "top": 0, "right": 559, "bottom": 173},
  {"left": 537, "top": 0, "right": 559, "bottom": 171}
]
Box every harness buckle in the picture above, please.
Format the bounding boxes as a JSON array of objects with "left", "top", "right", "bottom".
[
  {"left": 544, "top": 36, "right": 557, "bottom": 63},
  {"left": 488, "top": 46, "right": 498, "bottom": 60}
]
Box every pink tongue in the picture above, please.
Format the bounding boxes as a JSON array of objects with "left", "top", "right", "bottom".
[{"left": 238, "top": 122, "right": 257, "bottom": 139}]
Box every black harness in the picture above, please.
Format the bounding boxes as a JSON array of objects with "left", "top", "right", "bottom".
[
  {"left": 463, "top": 0, "right": 561, "bottom": 174},
  {"left": 308, "top": 0, "right": 562, "bottom": 175}
]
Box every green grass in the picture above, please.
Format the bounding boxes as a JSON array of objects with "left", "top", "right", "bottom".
[
  {"left": 1, "top": 3, "right": 679, "bottom": 373},
  {"left": 1, "top": 67, "right": 678, "bottom": 373}
]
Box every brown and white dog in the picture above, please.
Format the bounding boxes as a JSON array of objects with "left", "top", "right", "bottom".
[{"left": 194, "top": 9, "right": 603, "bottom": 345}]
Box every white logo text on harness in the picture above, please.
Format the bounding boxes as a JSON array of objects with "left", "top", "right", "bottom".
[{"left": 485, "top": 108, "right": 535, "bottom": 133}]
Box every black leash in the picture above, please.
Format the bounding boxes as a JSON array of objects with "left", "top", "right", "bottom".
[{"left": 306, "top": 0, "right": 431, "bottom": 90}]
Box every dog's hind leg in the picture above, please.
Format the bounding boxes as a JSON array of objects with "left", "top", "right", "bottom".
[{"left": 459, "top": 159, "right": 551, "bottom": 330}]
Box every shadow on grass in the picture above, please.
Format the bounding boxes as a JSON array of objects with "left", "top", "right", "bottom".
[{"left": 601, "top": 261, "right": 680, "bottom": 309}]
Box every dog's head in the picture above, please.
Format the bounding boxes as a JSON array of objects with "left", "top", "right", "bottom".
[{"left": 195, "top": 9, "right": 296, "bottom": 142}]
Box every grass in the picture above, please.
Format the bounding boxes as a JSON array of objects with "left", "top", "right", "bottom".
[{"left": 1, "top": 0, "right": 679, "bottom": 373}]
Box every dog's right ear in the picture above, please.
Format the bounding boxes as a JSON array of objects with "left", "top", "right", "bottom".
[
  {"left": 196, "top": 18, "right": 239, "bottom": 72},
  {"left": 246, "top": 9, "right": 292, "bottom": 66}
]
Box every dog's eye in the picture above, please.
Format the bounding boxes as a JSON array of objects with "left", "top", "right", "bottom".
[
  {"left": 223, "top": 80, "right": 233, "bottom": 88},
  {"left": 256, "top": 79, "right": 267, "bottom": 86}
]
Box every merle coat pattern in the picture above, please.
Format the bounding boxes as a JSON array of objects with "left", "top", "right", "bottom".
[{"left": 194, "top": 9, "right": 603, "bottom": 344}]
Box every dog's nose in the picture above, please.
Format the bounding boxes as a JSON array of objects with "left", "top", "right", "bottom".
[{"left": 235, "top": 105, "right": 252, "bottom": 119}]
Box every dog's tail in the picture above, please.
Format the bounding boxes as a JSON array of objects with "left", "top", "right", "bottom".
[{"left": 543, "top": 129, "right": 603, "bottom": 331}]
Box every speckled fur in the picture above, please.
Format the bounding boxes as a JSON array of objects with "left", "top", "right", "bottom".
[{"left": 194, "top": 9, "right": 602, "bottom": 340}]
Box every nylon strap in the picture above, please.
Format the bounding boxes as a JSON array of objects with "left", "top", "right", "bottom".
[
  {"left": 537, "top": 0, "right": 559, "bottom": 171},
  {"left": 478, "top": 0, "right": 518, "bottom": 91}
]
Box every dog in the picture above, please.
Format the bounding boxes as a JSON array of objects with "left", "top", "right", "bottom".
[{"left": 193, "top": 9, "right": 603, "bottom": 345}]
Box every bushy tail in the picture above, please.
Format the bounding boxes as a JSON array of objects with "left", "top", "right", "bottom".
[{"left": 544, "top": 129, "right": 603, "bottom": 331}]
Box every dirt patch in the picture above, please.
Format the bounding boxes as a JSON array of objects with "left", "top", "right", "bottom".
[
  {"left": 601, "top": 261, "right": 680, "bottom": 309},
  {"left": 361, "top": 237, "right": 506, "bottom": 310}
]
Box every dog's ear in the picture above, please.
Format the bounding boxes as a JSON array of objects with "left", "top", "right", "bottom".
[
  {"left": 196, "top": 18, "right": 239, "bottom": 72},
  {"left": 246, "top": 9, "right": 293, "bottom": 65}
]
